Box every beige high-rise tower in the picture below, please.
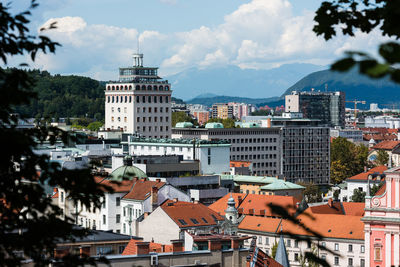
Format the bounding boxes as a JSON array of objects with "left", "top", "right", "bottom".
[{"left": 104, "top": 53, "right": 172, "bottom": 138}]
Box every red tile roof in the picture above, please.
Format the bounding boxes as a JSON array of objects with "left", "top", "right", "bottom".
[
  {"left": 98, "top": 179, "right": 135, "bottom": 193},
  {"left": 372, "top": 140, "right": 400, "bottom": 150},
  {"left": 209, "top": 193, "right": 299, "bottom": 217},
  {"left": 347, "top": 166, "right": 388, "bottom": 181},
  {"left": 308, "top": 202, "right": 365, "bottom": 216},
  {"left": 363, "top": 134, "right": 397, "bottom": 141},
  {"left": 122, "top": 239, "right": 173, "bottom": 255},
  {"left": 239, "top": 212, "right": 364, "bottom": 240},
  {"left": 161, "top": 200, "right": 224, "bottom": 228},
  {"left": 123, "top": 180, "right": 165, "bottom": 200}
]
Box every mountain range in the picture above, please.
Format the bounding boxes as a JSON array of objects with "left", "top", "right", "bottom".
[
  {"left": 166, "top": 63, "right": 325, "bottom": 101},
  {"left": 179, "top": 66, "right": 400, "bottom": 108}
]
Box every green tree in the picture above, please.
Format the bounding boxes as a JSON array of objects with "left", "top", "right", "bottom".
[
  {"left": 330, "top": 137, "right": 369, "bottom": 184},
  {"left": 87, "top": 121, "right": 103, "bottom": 131},
  {"left": 376, "top": 150, "right": 389, "bottom": 166},
  {"left": 371, "top": 183, "right": 382, "bottom": 196},
  {"left": 0, "top": 1, "right": 110, "bottom": 265},
  {"left": 352, "top": 188, "right": 366, "bottom": 202},
  {"left": 172, "top": 111, "right": 198, "bottom": 127},
  {"left": 314, "top": 0, "right": 400, "bottom": 83},
  {"left": 297, "top": 182, "right": 322, "bottom": 203}
]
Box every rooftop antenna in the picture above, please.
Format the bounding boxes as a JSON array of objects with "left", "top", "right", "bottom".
[{"left": 133, "top": 35, "right": 143, "bottom": 67}]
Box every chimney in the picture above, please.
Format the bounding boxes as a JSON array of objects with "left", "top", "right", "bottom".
[
  {"left": 144, "top": 212, "right": 149, "bottom": 219},
  {"left": 237, "top": 195, "right": 242, "bottom": 205},
  {"left": 259, "top": 209, "right": 265, "bottom": 216},
  {"left": 248, "top": 208, "right": 254, "bottom": 215},
  {"left": 135, "top": 242, "right": 150, "bottom": 255},
  {"left": 231, "top": 237, "right": 241, "bottom": 250},
  {"left": 151, "top": 186, "right": 159, "bottom": 211},
  {"left": 156, "top": 178, "right": 161, "bottom": 183},
  {"left": 171, "top": 240, "right": 184, "bottom": 253},
  {"left": 267, "top": 118, "right": 271, "bottom": 128}
]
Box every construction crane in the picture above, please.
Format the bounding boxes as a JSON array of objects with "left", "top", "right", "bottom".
[{"left": 346, "top": 100, "right": 366, "bottom": 128}]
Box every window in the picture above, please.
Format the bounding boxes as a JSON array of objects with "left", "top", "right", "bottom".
[
  {"left": 361, "top": 245, "right": 365, "bottom": 253},
  {"left": 136, "top": 96, "right": 139, "bottom": 102},
  {"left": 118, "top": 245, "right": 126, "bottom": 254},
  {"left": 103, "top": 215, "right": 106, "bottom": 225},
  {"left": 142, "top": 96, "right": 146, "bottom": 103},
  {"left": 166, "top": 107, "right": 169, "bottom": 112},
  {"left": 294, "top": 253, "right": 299, "bottom": 262},
  {"left": 334, "top": 256, "right": 339, "bottom": 265},
  {"left": 360, "top": 259, "right": 365, "bottom": 267},
  {"left": 321, "top": 241, "right": 326, "bottom": 247},
  {"left": 124, "top": 117, "right": 127, "bottom": 122},
  {"left": 116, "top": 214, "right": 120, "bottom": 223},
  {"left": 96, "top": 246, "right": 112, "bottom": 255},
  {"left": 348, "top": 244, "right": 353, "bottom": 252},
  {"left": 60, "top": 192, "right": 64, "bottom": 202},
  {"left": 102, "top": 198, "right": 106, "bottom": 208},
  {"left": 348, "top": 258, "right": 353, "bottom": 266},
  {"left": 178, "top": 219, "right": 187, "bottom": 225},
  {"left": 123, "top": 207, "right": 126, "bottom": 216},
  {"left": 334, "top": 243, "right": 339, "bottom": 251},
  {"left": 265, "top": 237, "right": 269, "bottom": 245},
  {"left": 287, "top": 239, "right": 291, "bottom": 247},
  {"left": 123, "top": 223, "right": 126, "bottom": 233},
  {"left": 374, "top": 247, "right": 381, "bottom": 261},
  {"left": 258, "top": 236, "right": 262, "bottom": 244},
  {"left": 111, "top": 107, "right": 114, "bottom": 113},
  {"left": 294, "top": 240, "right": 298, "bottom": 248},
  {"left": 116, "top": 197, "right": 120, "bottom": 206}
]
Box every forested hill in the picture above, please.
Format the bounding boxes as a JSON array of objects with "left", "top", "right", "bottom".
[{"left": 15, "top": 70, "right": 105, "bottom": 120}]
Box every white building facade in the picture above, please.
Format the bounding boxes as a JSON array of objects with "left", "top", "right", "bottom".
[{"left": 105, "top": 53, "right": 172, "bottom": 138}]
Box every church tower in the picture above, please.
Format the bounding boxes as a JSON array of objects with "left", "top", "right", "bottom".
[{"left": 225, "top": 194, "right": 238, "bottom": 225}]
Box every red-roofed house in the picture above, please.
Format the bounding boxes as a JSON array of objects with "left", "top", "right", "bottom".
[
  {"left": 344, "top": 166, "right": 387, "bottom": 201},
  {"left": 54, "top": 174, "right": 190, "bottom": 235},
  {"left": 369, "top": 140, "right": 400, "bottom": 167},
  {"left": 238, "top": 211, "right": 365, "bottom": 267},
  {"left": 308, "top": 200, "right": 365, "bottom": 216},
  {"left": 138, "top": 199, "right": 224, "bottom": 244}
]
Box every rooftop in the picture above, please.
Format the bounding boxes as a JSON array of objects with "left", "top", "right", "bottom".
[
  {"left": 239, "top": 212, "right": 364, "bottom": 240},
  {"left": 373, "top": 140, "right": 400, "bottom": 150},
  {"left": 161, "top": 200, "right": 224, "bottom": 228},
  {"left": 123, "top": 179, "right": 165, "bottom": 200},
  {"left": 347, "top": 166, "right": 387, "bottom": 181}
]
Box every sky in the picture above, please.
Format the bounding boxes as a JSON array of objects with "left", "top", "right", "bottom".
[{"left": 7, "top": 0, "right": 390, "bottom": 80}]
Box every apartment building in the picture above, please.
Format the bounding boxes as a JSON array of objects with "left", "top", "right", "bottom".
[
  {"left": 211, "top": 103, "right": 233, "bottom": 119},
  {"left": 104, "top": 53, "right": 172, "bottom": 137}
]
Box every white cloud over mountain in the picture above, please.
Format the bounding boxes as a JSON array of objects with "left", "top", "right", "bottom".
[{"left": 31, "top": 0, "right": 390, "bottom": 79}]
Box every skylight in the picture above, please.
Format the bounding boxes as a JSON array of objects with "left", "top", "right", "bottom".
[
  {"left": 178, "top": 219, "right": 187, "bottom": 225},
  {"left": 201, "top": 218, "right": 208, "bottom": 223},
  {"left": 190, "top": 218, "right": 199, "bottom": 224}
]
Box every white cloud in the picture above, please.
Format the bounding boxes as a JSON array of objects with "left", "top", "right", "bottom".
[{"left": 28, "top": 0, "right": 392, "bottom": 79}]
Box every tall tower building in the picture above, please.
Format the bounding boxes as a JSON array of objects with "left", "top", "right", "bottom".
[{"left": 105, "top": 54, "right": 172, "bottom": 138}]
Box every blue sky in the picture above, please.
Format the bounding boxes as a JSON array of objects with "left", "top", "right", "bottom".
[{"left": 8, "top": 0, "right": 388, "bottom": 80}]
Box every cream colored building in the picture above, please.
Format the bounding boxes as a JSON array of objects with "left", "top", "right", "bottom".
[{"left": 104, "top": 53, "right": 172, "bottom": 138}]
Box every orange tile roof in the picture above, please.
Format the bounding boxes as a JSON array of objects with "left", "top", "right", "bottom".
[
  {"left": 308, "top": 202, "right": 365, "bottom": 216},
  {"left": 123, "top": 180, "right": 165, "bottom": 200},
  {"left": 209, "top": 193, "right": 299, "bottom": 217},
  {"left": 161, "top": 200, "right": 224, "bottom": 228},
  {"left": 122, "top": 239, "right": 173, "bottom": 255},
  {"left": 347, "top": 166, "right": 388, "bottom": 181},
  {"left": 363, "top": 134, "right": 397, "bottom": 141},
  {"left": 373, "top": 140, "right": 400, "bottom": 150},
  {"left": 209, "top": 193, "right": 245, "bottom": 216},
  {"left": 239, "top": 212, "right": 364, "bottom": 240},
  {"left": 230, "top": 161, "right": 251, "bottom": 168}
]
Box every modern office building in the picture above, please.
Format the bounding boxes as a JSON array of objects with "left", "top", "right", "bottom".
[
  {"left": 172, "top": 123, "right": 330, "bottom": 184},
  {"left": 104, "top": 53, "right": 172, "bottom": 138},
  {"left": 285, "top": 90, "right": 345, "bottom": 127},
  {"left": 172, "top": 125, "right": 281, "bottom": 176}
]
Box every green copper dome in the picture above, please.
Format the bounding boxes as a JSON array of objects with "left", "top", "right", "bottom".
[{"left": 109, "top": 165, "right": 147, "bottom": 181}]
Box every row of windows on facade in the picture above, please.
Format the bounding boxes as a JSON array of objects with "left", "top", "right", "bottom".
[
  {"left": 106, "top": 84, "right": 169, "bottom": 91},
  {"left": 111, "top": 116, "right": 169, "bottom": 123},
  {"left": 230, "top": 138, "right": 277, "bottom": 144},
  {"left": 231, "top": 146, "right": 277, "bottom": 152},
  {"left": 253, "top": 237, "right": 365, "bottom": 266},
  {"left": 230, "top": 154, "right": 277, "bottom": 161},
  {"left": 112, "top": 107, "right": 170, "bottom": 113},
  {"left": 133, "top": 145, "right": 190, "bottom": 152},
  {"left": 107, "top": 95, "right": 170, "bottom": 104}
]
